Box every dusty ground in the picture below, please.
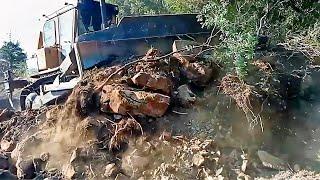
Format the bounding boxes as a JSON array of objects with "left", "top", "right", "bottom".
[{"left": 0, "top": 44, "right": 320, "bottom": 180}]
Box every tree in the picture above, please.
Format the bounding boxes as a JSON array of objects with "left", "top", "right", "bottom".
[{"left": 0, "top": 41, "right": 28, "bottom": 77}]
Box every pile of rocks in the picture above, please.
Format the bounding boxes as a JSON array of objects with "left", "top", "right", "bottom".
[
  {"left": 95, "top": 40, "right": 214, "bottom": 119},
  {"left": 0, "top": 40, "right": 216, "bottom": 179}
]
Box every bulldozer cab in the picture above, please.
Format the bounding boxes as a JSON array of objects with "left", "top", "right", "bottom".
[
  {"left": 36, "top": 1, "right": 118, "bottom": 72},
  {"left": 36, "top": 7, "right": 76, "bottom": 72}
]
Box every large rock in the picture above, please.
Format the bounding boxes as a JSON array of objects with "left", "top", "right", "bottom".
[
  {"left": 0, "top": 170, "right": 17, "bottom": 180},
  {"left": 173, "top": 40, "right": 202, "bottom": 64},
  {"left": 176, "top": 85, "right": 196, "bottom": 107},
  {"left": 172, "top": 40, "right": 214, "bottom": 85},
  {"left": 131, "top": 72, "right": 172, "bottom": 94},
  {"left": 62, "top": 163, "right": 76, "bottom": 179},
  {"left": 100, "top": 86, "right": 170, "bottom": 117},
  {"left": 0, "top": 140, "right": 16, "bottom": 152},
  {"left": 0, "top": 109, "right": 14, "bottom": 122},
  {"left": 181, "top": 62, "right": 213, "bottom": 85},
  {"left": 104, "top": 163, "right": 119, "bottom": 177},
  {"left": 16, "top": 159, "right": 43, "bottom": 179},
  {"left": 192, "top": 153, "right": 205, "bottom": 167},
  {"left": 122, "top": 154, "right": 150, "bottom": 177},
  {"left": 0, "top": 155, "right": 10, "bottom": 170},
  {"left": 257, "top": 150, "right": 288, "bottom": 171}
]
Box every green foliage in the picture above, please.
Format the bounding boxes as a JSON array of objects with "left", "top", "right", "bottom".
[
  {"left": 107, "top": 0, "right": 169, "bottom": 16},
  {"left": 200, "top": 0, "right": 260, "bottom": 77},
  {"left": 200, "top": 0, "right": 320, "bottom": 78},
  {"left": 263, "top": 0, "right": 320, "bottom": 43},
  {"left": 164, "top": 0, "right": 207, "bottom": 13},
  {"left": 13, "top": 61, "right": 29, "bottom": 78},
  {"left": 0, "top": 41, "right": 28, "bottom": 77},
  {"left": 107, "top": 0, "right": 206, "bottom": 16}
]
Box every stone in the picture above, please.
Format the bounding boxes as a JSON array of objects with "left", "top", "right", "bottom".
[
  {"left": 69, "top": 149, "right": 79, "bottom": 164},
  {"left": 114, "top": 114, "right": 122, "bottom": 120},
  {"left": 40, "top": 152, "right": 50, "bottom": 162},
  {"left": 174, "top": 41, "right": 215, "bottom": 85},
  {"left": 101, "top": 88, "right": 170, "bottom": 118},
  {"left": 131, "top": 72, "right": 172, "bottom": 94},
  {"left": 257, "top": 150, "right": 287, "bottom": 171},
  {"left": 144, "top": 48, "right": 160, "bottom": 60},
  {"left": 294, "top": 164, "right": 301, "bottom": 171},
  {"left": 0, "top": 109, "right": 14, "bottom": 122},
  {"left": 104, "top": 163, "right": 118, "bottom": 177},
  {"left": 192, "top": 153, "right": 205, "bottom": 167},
  {"left": 0, "top": 170, "right": 17, "bottom": 180},
  {"left": 62, "top": 163, "right": 76, "bottom": 179},
  {"left": 181, "top": 62, "right": 213, "bottom": 85},
  {"left": 115, "top": 173, "right": 130, "bottom": 180},
  {"left": 0, "top": 156, "right": 10, "bottom": 170},
  {"left": 177, "top": 85, "right": 196, "bottom": 107},
  {"left": 122, "top": 154, "right": 150, "bottom": 177},
  {"left": 172, "top": 40, "right": 202, "bottom": 64},
  {"left": 0, "top": 140, "right": 16, "bottom": 152},
  {"left": 16, "top": 159, "right": 43, "bottom": 179},
  {"left": 10, "top": 147, "right": 20, "bottom": 162}
]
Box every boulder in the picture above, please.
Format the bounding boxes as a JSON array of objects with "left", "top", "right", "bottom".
[
  {"left": 62, "top": 163, "right": 76, "bottom": 179},
  {"left": 173, "top": 40, "right": 202, "bottom": 64},
  {"left": 101, "top": 87, "right": 170, "bottom": 117},
  {"left": 0, "top": 109, "right": 14, "bottom": 122},
  {"left": 16, "top": 159, "right": 43, "bottom": 179},
  {"left": 122, "top": 154, "right": 150, "bottom": 177},
  {"left": 192, "top": 153, "right": 205, "bottom": 167},
  {"left": 0, "top": 170, "right": 17, "bottom": 180},
  {"left": 131, "top": 72, "right": 172, "bottom": 94},
  {"left": 115, "top": 173, "right": 130, "bottom": 180},
  {"left": 172, "top": 40, "right": 214, "bottom": 85},
  {"left": 69, "top": 149, "right": 80, "bottom": 164},
  {"left": 0, "top": 156, "right": 10, "bottom": 170},
  {"left": 257, "top": 150, "right": 287, "bottom": 171},
  {"left": 0, "top": 140, "right": 16, "bottom": 152},
  {"left": 181, "top": 62, "right": 213, "bottom": 85},
  {"left": 40, "top": 152, "right": 50, "bottom": 162},
  {"left": 104, "top": 163, "right": 119, "bottom": 177},
  {"left": 176, "top": 85, "right": 196, "bottom": 107}
]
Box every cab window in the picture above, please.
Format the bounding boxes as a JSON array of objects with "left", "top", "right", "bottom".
[
  {"left": 59, "top": 9, "right": 74, "bottom": 57},
  {"left": 43, "top": 20, "right": 56, "bottom": 47}
]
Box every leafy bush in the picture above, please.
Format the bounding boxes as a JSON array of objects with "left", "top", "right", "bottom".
[
  {"left": 200, "top": 0, "right": 319, "bottom": 78},
  {"left": 164, "top": 0, "right": 207, "bottom": 13},
  {"left": 108, "top": 0, "right": 169, "bottom": 16},
  {"left": 108, "top": 0, "right": 206, "bottom": 16},
  {"left": 109, "top": 0, "right": 319, "bottom": 78}
]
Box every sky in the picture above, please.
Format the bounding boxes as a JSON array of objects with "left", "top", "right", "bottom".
[{"left": 0, "top": 0, "right": 76, "bottom": 68}]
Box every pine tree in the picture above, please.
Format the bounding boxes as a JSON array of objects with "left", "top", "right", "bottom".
[{"left": 0, "top": 41, "right": 28, "bottom": 77}]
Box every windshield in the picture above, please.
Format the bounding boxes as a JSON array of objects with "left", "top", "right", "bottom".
[
  {"left": 78, "top": 1, "right": 102, "bottom": 34},
  {"left": 43, "top": 20, "right": 56, "bottom": 47},
  {"left": 78, "top": 1, "right": 118, "bottom": 35}
]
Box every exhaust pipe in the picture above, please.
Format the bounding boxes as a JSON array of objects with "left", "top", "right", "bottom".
[{"left": 100, "top": 0, "right": 108, "bottom": 29}]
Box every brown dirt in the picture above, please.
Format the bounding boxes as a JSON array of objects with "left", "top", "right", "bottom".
[{"left": 0, "top": 47, "right": 320, "bottom": 179}]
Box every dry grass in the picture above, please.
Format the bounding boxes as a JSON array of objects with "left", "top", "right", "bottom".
[{"left": 221, "top": 75, "right": 263, "bottom": 131}]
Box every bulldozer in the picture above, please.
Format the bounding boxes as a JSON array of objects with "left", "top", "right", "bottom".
[{"left": 11, "top": 0, "right": 211, "bottom": 110}]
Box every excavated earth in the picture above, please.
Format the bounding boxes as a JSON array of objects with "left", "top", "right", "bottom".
[{"left": 1, "top": 43, "right": 320, "bottom": 180}]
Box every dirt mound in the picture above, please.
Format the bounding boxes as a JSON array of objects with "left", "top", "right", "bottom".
[
  {"left": 1, "top": 44, "right": 320, "bottom": 179},
  {"left": 0, "top": 43, "right": 217, "bottom": 179}
]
